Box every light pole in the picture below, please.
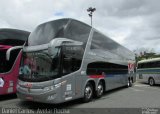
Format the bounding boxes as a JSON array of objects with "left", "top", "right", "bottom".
[{"left": 87, "top": 7, "right": 96, "bottom": 26}]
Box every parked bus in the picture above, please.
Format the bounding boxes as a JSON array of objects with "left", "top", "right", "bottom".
[
  {"left": 7, "top": 18, "right": 135, "bottom": 103},
  {"left": 0, "top": 29, "right": 30, "bottom": 95},
  {"left": 137, "top": 58, "right": 160, "bottom": 86}
]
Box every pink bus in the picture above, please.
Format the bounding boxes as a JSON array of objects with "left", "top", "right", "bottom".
[{"left": 0, "top": 29, "right": 30, "bottom": 95}]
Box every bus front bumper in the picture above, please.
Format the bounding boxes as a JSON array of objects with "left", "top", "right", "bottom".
[{"left": 16, "top": 86, "right": 62, "bottom": 104}]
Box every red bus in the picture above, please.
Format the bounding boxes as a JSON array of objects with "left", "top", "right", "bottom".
[{"left": 0, "top": 29, "right": 30, "bottom": 95}]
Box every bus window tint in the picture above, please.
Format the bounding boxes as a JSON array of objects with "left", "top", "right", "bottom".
[
  {"left": 61, "top": 46, "right": 83, "bottom": 75},
  {"left": 0, "top": 49, "right": 20, "bottom": 73},
  {"left": 91, "top": 31, "right": 133, "bottom": 60},
  {"left": 19, "top": 49, "right": 60, "bottom": 82},
  {"left": 138, "top": 61, "right": 160, "bottom": 69},
  {"left": 87, "top": 62, "right": 128, "bottom": 75}
]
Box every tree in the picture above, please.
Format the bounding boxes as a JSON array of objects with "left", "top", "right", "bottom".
[{"left": 133, "top": 48, "right": 160, "bottom": 61}]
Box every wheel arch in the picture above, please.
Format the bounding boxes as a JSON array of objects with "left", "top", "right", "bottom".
[{"left": 83, "top": 79, "right": 96, "bottom": 96}]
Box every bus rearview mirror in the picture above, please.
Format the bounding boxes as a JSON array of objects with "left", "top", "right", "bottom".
[{"left": 6, "top": 46, "right": 23, "bottom": 61}]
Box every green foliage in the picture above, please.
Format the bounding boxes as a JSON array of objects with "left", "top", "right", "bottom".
[{"left": 137, "top": 52, "right": 160, "bottom": 61}]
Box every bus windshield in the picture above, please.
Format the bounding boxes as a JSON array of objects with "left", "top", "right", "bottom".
[
  {"left": 0, "top": 29, "right": 30, "bottom": 73},
  {"left": 0, "top": 30, "right": 29, "bottom": 46},
  {"left": 19, "top": 48, "right": 60, "bottom": 82},
  {"left": 0, "top": 48, "right": 19, "bottom": 73}
]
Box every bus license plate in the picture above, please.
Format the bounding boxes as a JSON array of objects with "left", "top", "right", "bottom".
[{"left": 26, "top": 96, "right": 33, "bottom": 100}]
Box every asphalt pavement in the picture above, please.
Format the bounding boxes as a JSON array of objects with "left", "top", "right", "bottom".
[{"left": 0, "top": 81, "right": 160, "bottom": 114}]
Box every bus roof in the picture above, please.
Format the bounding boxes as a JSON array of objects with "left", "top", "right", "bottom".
[
  {"left": 28, "top": 18, "right": 91, "bottom": 46},
  {"left": 27, "top": 18, "right": 135, "bottom": 61},
  {"left": 0, "top": 28, "right": 30, "bottom": 41},
  {"left": 138, "top": 57, "right": 160, "bottom": 64}
]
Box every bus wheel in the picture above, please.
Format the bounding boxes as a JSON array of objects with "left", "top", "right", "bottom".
[
  {"left": 83, "top": 83, "right": 93, "bottom": 102},
  {"left": 149, "top": 78, "right": 155, "bottom": 86},
  {"left": 96, "top": 81, "right": 104, "bottom": 98}
]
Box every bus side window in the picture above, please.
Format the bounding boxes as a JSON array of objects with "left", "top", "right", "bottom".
[
  {"left": 86, "top": 62, "right": 128, "bottom": 75},
  {"left": 140, "top": 64, "right": 142, "bottom": 68},
  {"left": 62, "top": 56, "right": 72, "bottom": 75},
  {"left": 61, "top": 46, "right": 83, "bottom": 76},
  {"left": 141, "top": 63, "right": 144, "bottom": 69},
  {"left": 154, "top": 62, "right": 157, "bottom": 68},
  {"left": 157, "top": 61, "right": 160, "bottom": 68}
]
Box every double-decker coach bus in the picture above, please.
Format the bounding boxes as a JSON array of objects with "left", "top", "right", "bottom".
[
  {"left": 0, "top": 29, "right": 30, "bottom": 95},
  {"left": 137, "top": 58, "right": 160, "bottom": 86},
  {"left": 7, "top": 18, "right": 135, "bottom": 103}
]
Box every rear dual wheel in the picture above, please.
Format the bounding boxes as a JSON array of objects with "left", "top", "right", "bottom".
[
  {"left": 83, "top": 83, "right": 93, "bottom": 102},
  {"left": 83, "top": 81, "right": 104, "bottom": 102},
  {"left": 96, "top": 81, "right": 104, "bottom": 98}
]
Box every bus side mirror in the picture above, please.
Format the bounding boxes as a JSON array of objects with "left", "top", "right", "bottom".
[{"left": 6, "top": 46, "right": 23, "bottom": 61}]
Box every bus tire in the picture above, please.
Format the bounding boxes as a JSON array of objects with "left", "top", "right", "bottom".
[
  {"left": 83, "top": 82, "right": 93, "bottom": 103},
  {"left": 96, "top": 81, "right": 104, "bottom": 98},
  {"left": 149, "top": 78, "right": 155, "bottom": 86}
]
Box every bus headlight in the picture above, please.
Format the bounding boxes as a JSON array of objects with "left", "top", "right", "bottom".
[
  {"left": 44, "top": 83, "right": 61, "bottom": 91},
  {"left": 44, "top": 86, "right": 55, "bottom": 91},
  {"left": 54, "top": 83, "right": 61, "bottom": 89},
  {"left": 0, "top": 78, "right": 4, "bottom": 87}
]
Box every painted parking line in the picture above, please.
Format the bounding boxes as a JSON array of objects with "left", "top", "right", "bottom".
[
  {"left": 134, "top": 83, "right": 160, "bottom": 91},
  {"left": 130, "top": 88, "right": 144, "bottom": 92},
  {"left": 134, "top": 84, "right": 149, "bottom": 87}
]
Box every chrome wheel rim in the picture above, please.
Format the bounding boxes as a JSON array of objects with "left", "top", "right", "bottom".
[
  {"left": 97, "top": 84, "right": 103, "bottom": 96},
  {"left": 85, "top": 86, "right": 92, "bottom": 99}
]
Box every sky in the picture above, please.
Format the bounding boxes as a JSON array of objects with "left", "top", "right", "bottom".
[{"left": 0, "top": 0, "right": 160, "bottom": 54}]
